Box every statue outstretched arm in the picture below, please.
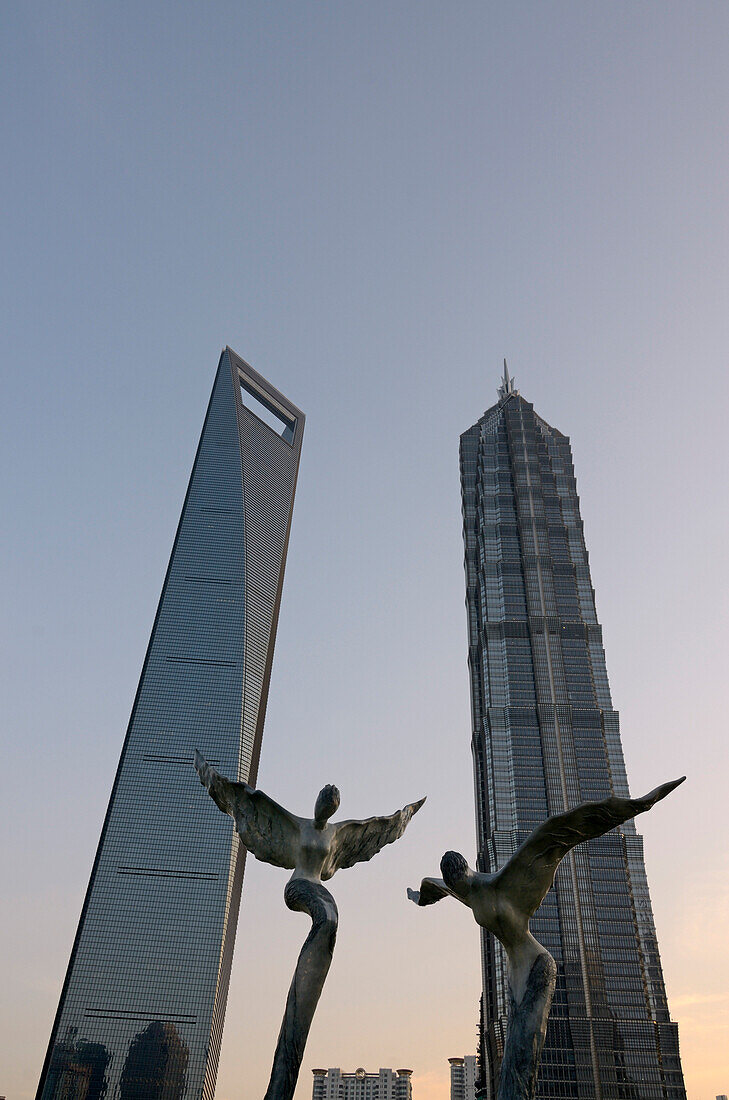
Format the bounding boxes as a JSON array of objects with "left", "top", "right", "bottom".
[
  {"left": 320, "top": 796, "right": 425, "bottom": 880},
  {"left": 407, "top": 878, "right": 463, "bottom": 907},
  {"left": 194, "top": 750, "right": 303, "bottom": 870},
  {"left": 495, "top": 777, "right": 686, "bottom": 918}
]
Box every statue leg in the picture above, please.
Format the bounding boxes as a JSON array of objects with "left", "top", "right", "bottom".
[
  {"left": 497, "top": 951, "right": 556, "bottom": 1100},
  {"left": 263, "top": 879, "right": 339, "bottom": 1100}
]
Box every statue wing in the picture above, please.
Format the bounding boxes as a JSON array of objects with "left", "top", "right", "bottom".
[
  {"left": 495, "top": 777, "right": 685, "bottom": 918},
  {"left": 194, "top": 750, "right": 302, "bottom": 870},
  {"left": 320, "top": 796, "right": 426, "bottom": 881}
]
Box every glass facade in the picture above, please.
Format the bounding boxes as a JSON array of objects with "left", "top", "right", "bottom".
[
  {"left": 460, "top": 382, "right": 685, "bottom": 1100},
  {"left": 37, "top": 348, "right": 305, "bottom": 1100}
]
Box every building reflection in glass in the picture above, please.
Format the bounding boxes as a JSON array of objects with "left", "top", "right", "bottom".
[
  {"left": 119, "top": 1021, "right": 189, "bottom": 1100},
  {"left": 45, "top": 1028, "right": 110, "bottom": 1100}
]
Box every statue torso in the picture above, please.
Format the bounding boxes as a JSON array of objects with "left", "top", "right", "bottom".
[{"left": 292, "top": 820, "right": 335, "bottom": 882}]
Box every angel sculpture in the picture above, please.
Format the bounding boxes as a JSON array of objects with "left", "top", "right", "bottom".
[
  {"left": 194, "top": 750, "right": 424, "bottom": 1100},
  {"left": 408, "top": 777, "right": 685, "bottom": 1100}
]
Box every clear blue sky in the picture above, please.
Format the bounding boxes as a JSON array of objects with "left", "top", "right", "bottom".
[{"left": 2, "top": 4, "right": 727, "bottom": 1098}]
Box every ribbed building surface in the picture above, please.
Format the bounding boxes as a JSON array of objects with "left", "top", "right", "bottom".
[
  {"left": 460, "top": 369, "right": 685, "bottom": 1100},
  {"left": 37, "top": 348, "right": 304, "bottom": 1100}
]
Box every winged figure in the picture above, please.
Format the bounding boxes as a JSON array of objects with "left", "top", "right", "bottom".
[
  {"left": 408, "top": 777, "right": 684, "bottom": 1100},
  {"left": 194, "top": 750, "right": 424, "bottom": 883},
  {"left": 194, "top": 750, "right": 424, "bottom": 1100}
]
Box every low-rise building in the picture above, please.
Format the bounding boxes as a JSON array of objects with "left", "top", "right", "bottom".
[
  {"left": 312, "top": 1066, "right": 413, "bottom": 1100},
  {"left": 449, "top": 1056, "right": 478, "bottom": 1100}
]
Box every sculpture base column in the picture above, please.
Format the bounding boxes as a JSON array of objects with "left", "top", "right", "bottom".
[
  {"left": 263, "top": 879, "right": 339, "bottom": 1100},
  {"left": 497, "top": 951, "right": 556, "bottom": 1100}
]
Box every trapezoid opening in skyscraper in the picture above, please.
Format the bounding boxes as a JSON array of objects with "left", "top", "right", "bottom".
[
  {"left": 460, "top": 365, "right": 686, "bottom": 1100},
  {"left": 37, "top": 347, "right": 305, "bottom": 1100}
]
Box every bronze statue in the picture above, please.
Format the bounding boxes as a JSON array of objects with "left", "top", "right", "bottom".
[
  {"left": 195, "top": 750, "right": 424, "bottom": 1100},
  {"left": 409, "top": 778, "right": 685, "bottom": 1100}
]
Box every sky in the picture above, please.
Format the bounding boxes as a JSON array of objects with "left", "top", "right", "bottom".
[{"left": 1, "top": 3, "right": 728, "bottom": 1098}]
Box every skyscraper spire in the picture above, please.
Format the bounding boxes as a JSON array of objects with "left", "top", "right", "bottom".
[{"left": 497, "top": 358, "right": 517, "bottom": 401}]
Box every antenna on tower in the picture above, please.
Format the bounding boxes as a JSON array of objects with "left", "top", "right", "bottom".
[{"left": 497, "top": 359, "right": 518, "bottom": 401}]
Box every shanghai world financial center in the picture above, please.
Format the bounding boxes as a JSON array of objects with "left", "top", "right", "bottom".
[
  {"left": 37, "top": 348, "right": 304, "bottom": 1100},
  {"left": 460, "top": 369, "right": 685, "bottom": 1099},
  {"left": 38, "top": 353, "right": 684, "bottom": 1100}
]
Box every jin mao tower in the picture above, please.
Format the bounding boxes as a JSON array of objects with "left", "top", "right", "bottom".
[
  {"left": 460, "top": 366, "right": 685, "bottom": 1099},
  {"left": 38, "top": 348, "right": 304, "bottom": 1100}
]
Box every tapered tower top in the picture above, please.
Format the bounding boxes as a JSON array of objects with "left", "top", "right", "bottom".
[{"left": 497, "top": 358, "right": 518, "bottom": 401}]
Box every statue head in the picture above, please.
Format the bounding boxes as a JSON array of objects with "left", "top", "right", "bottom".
[
  {"left": 441, "top": 850, "right": 469, "bottom": 889},
  {"left": 314, "top": 784, "right": 341, "bottom": 825}
]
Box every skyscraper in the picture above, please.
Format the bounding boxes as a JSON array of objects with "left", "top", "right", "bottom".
[
  {"left": 37, "top": 348, "right": 304, "bottom": 1100},
  {"left": 460, "top": 366, "right": 685, "bottom": 1100}
]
